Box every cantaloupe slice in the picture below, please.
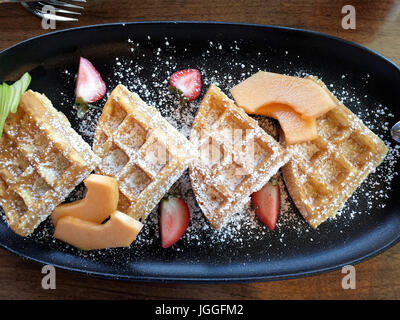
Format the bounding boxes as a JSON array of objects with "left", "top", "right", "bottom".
[
  {"left": 53, "top": 211, "right": 143, "bottom": 250},
  {"left": 52, "top": 174, "right": 119, "bottom": 227},
  {"left": 230, "top": 71, "right": 337, "bottom": 118},
  {"left": 256, "top": 103, "right": 318, "bottom": 144}
]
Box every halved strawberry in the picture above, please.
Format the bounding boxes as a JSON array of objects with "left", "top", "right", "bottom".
[
  {"left": 160, "top": 197, "right": 190, "bottom": 248},
  {"left": 75, "top": 57, "right": 106, "bottom": 104},
  {"left": 169, "top": 69, "right": 201, "bottom": 102},
  {"left": 251, "top": 180, "right": 280, "bottom": 231}
]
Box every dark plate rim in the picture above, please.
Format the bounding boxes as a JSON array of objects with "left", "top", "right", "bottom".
[
  {"left": 1, "top": 21, "right": 399, "bottom": 75},
  {"left": 0, "top": 21, "right": 399, "bottom": 283},
  {"left": 2, "top": 230, "right": 400, "bottom": 283}
]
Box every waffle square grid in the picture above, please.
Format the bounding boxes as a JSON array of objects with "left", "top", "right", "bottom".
[
  {"left": 189, "top": 84, "right": 290, "bottom": 229},
  {"left": 93, "top": 84, "right": 194, "bottom": 222},
  {"left": 0, "top": 91, "right": 100, "bottom": 236},
  {"left": 282, "top": 77, "right": 388, "bottom": 228}
]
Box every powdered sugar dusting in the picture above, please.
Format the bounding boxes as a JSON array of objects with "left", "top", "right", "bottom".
[{"left": 15, "top": 36, "right": 399, "bottom": 262}]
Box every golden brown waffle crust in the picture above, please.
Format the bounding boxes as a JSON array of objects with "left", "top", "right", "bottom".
[
  {"left": 282, "top": 77, "right": 388, "bottom": 229},
  {"left": 189, "top": 84, "right": 290, "bottom": 229},
  {"left": 0, "top": 90, "right": 100, "bottom": 236},
  {"left": 93, "top": 84, "right": 194, "bottom": 223}
]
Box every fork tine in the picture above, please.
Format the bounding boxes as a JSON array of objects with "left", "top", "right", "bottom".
[
  {"left": 43, "top": 12, "right": 79, "bottom": 22},
  {"left": 41, "top": 0, "right": 85, "bottom": 10},
  {"left": 38, "top": 2, "right": 82, "bottom": 15},
  {"left": 21, "top": 2, "right": 79, "bottom": 22},
  {"left": 53, "top": 8, "right": 82, "bottom": 15}
]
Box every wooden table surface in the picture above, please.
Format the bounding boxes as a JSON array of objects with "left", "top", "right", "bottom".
[{"left": 0, "top": 0, "right": 399, "bottom": 300}]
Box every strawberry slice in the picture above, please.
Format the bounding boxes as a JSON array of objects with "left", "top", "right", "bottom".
[
  {"left": 251, "top": 180, "right": 280, "bottom": 231},
  {"left": 75, "top": 57, "right": 106, "bottom": 103},
  {"left": 169, "top": 69, "right": 201, "bottom": 102},
  {"left": 160, "top": 197, "right": 190, "bottom": 248}
]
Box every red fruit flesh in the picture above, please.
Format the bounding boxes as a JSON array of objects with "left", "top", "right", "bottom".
[
  {"left": 251, "top": 181, "right": 280, "bottom": 231},
  {"left": 75, "top": 57, "right": 106, "bottom": 103},
  {"left": 160, "top": 197, "right": 190, "bottom": 248},
  {"left": 169, "top": 69, "right": 201, "bottom": 101}
]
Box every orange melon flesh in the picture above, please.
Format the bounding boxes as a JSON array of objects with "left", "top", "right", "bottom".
[
  {"left": 52, "top": 174, "right": 119, "bottom": 227},
  {"left": 53, "top": 211, "right": 143, "bottom": 251},
  {"left": 230, "top": 71, "right": 337, "bottom": 119},
  {"left": 256, "top": 103, "right": 318, "bottom": 144}
]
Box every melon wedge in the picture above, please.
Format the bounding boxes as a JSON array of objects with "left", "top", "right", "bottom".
[
  {"left": 256, "top": 103, "right": 318, "bottom": 145},
  {"left": 52, "top": 174, "right": 119, "bottom": 227},
  {"left": 230, "top": 71, "right": 337, "bottom": 118},
  {"left": 53, "top": 211, "right": 143, "bottom": 250}
]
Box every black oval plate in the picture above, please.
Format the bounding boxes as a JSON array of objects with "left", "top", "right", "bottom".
[{"left": 0, "top": 22, "right": 399, "bottom": 283}]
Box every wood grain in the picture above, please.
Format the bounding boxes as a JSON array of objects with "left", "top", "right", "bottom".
[{"left": 0, "top": 0, "right": 399, "bottom": 300}]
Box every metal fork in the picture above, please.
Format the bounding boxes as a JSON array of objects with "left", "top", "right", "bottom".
[{"left": 20, "top": 0, "right": 86, "bottom": 22}]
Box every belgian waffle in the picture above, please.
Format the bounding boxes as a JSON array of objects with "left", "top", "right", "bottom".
[
  {"left": 282, "top": 77, "right": 388, "bottom": 229},
  {"left": 0, "top": 90, "right": 100, "bottom": 236},
  {"left": 93, "top": 84, "right": 194, "bottom": 222},
  {"left": 189, "top": 84, "right": 290, "bottom": 229}
]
